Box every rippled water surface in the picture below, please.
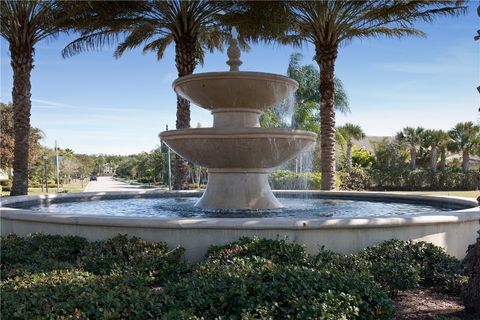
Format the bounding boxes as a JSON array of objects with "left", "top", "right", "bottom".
[{"left": 20, "top": 197, "right": 460, "bottom": 218}]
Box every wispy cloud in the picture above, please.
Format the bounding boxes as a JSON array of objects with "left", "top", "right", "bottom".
[{"left": 31, "top": 98, "right": 134, "bottom": 112}]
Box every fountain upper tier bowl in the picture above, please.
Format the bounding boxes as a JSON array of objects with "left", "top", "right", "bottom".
[
  {"left": 160, "top": 128, "right": 316, "bottom": 169},
  {"left": 173, "top": 72, "right": 298, "bottom": 111}
]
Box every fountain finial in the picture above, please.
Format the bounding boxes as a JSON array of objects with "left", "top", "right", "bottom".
[{"left": 227, "top": 27, "right": 242, "bottom": 71}]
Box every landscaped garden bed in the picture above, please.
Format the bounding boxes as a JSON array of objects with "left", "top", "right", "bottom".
[{"left": 0, "top": 234, "right": 475, "bottom": 319}]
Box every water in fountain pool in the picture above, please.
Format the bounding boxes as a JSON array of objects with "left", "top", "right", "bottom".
[{"left": 19, "top": 196, "right": 462, "bottom": 219}]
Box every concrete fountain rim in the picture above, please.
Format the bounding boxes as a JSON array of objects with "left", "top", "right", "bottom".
[
  {"left": 1, "top": 190, "right": 478, "bottom": 230},
  {"left": 159, "top": 127, "right": 318, "bottom": 140},
  {"left": 172, "top": 71, "right": 299, "bottom": 88}
]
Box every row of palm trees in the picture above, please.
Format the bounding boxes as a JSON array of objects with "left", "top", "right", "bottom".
[
  {"left": 1, "top": 1, "right": 467, "bottom": 195},
  {"left": 396, "top": 122, "right": 480, "bottom": 173}
]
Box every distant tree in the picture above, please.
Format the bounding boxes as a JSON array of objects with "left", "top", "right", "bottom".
[
  {"left": 372, "top": 138, "right": 409, "bottom": 171},
  {"left": 337, "top": 123, "right": 366, "bottom": 172},
  {"left": 396, "top": 127, "right": 425, "bottom": 170},
  {"left": 422, "top": 129, "right": 450, "bottom": 172},
  {"left": 448, "top": 122, "right": 480, "bottom": 173},
  {"left": 0, "top": 103, "right": 43, "bottom": 174}
]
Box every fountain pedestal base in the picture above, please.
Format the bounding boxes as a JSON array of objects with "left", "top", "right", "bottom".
[{"left": 195, "top": 169, "right": 283, "bottom": 210}]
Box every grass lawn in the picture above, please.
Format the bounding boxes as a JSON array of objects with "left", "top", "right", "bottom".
[
  {"left": 396, "top": 191, "right": 479, "bottom": 199},
  {"left": 1, "top": 179, "right": 87, "bottom": 197}
]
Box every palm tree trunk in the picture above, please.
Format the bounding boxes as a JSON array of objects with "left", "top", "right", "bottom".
[
  {"left": 462, "top": 149, "right": 469, "bottom": 173},
  {"left": 410, "top": 147, "right": 416, "bottom": 170},
  {"left": 10, "top": 44, "right": 34, "bottom": 196},
  {"left": 346, "top": 141, "right": 353, "bottom": 173},
  {"left": 173, "top": 36, "right": 196, "bottom": 190},
  {"left": 440, "top": 148, "right": 446, "bottom": 171},
  {"left": 316, "top": 45, "right": 338, "bottom": 190},
  {"left": 430, "top": 147, "right": 437, "bottom": 172}
]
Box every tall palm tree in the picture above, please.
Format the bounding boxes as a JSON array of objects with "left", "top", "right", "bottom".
[
  {"left": 421, "top": 129, "right": 450, "bottom": 172},
  {"left": 62, "top": 1, "right": 228, "bottom": 190},
  {"left": 228, "top": 1, "right": 466, "bottom": 190},
  {"left": 396, "top": 127, "right": 425, "bottom": 170},
  {"left": 448, "top": 121, "right": 480, "bottom": 173},
  {"left": 337, "top": 124, "right": 366, "bottom": 173},
  {"left": 0, "top": 1, "right": 73, "bottom": 195}
]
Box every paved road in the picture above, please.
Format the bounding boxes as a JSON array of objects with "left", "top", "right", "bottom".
[{"left": 84, "top": 176, "right": 156, "bottom": 192}]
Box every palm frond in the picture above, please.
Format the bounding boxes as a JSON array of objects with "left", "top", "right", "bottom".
[{"left": 62, "top": 30, "right": 122, "bottom": 58}]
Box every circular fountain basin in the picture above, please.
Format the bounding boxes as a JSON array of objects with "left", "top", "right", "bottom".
[
  {"left": 173, "top": 72, "right": 298, "bottom": 111},
  {"left": 160, "top": 128, "right": 316, "bottom": 168},
  {"left": 1, "top": 191, "right": 478, "bottom": 262}
]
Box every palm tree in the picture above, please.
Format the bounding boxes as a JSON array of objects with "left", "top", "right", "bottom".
[
  {"left": 436, "top": 130, "right": 452, "bottom": 171},
  {"left": 337, "top": 124, "right": 366, "bottom": 173},
  {"left": 261, "top": 53, "right": 350, "bottom": 132},
  {"left": 229, "top": 1, "right": 465, "bottom": 189},
  {"left": 448, "top": 122, "right": 480, "bottom": 173},
  {"left": 0, "top": 1, "right": 73, "bottom": 195},
  {"left": 421, "top": 129, "right": 450, "bottom": 172},
  {"left": 62, "top": 1, "right": 228, "bottom": 190},
  {"left": 396, "top": 127, "right": 425, "bottom": 170}
]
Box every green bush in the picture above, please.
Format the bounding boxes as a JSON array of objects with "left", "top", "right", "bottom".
[
  {"left": 338, "top": 166, "right": 371, "bottom": 191},
  {"left": 269, "top": 170, "right": 322, "bottom": 190},
  {"left": 1, "top": 233, "right": 88, "bottom": 280},
  {"left": 0, "top": 179, "right": 12, "bottom": 187},
  {"left": 162, "top": 256, "right": 393, "bottom": 319},
  {"left": 136, "top": 177, "right": 153, "bottom": 184},
  {"left": 0, "top": 234, "right": 466, "bottom": 319},
  {"left": 0, "top": 270, "right": 162, "bottom": 319},
  {"left": 206, "top": 237, "right": 310, "bottom": 265},
  {"left": 1, "top": 185, "right": 11, "bottom": 192},
  {"left": 80, "top": 234, "right": 186, "bottom": 284},
  {"left": 28, "top": 181, "right": 42, "bottom": 188},
  {"left": 357, "top": 239, "right": 467, "bottom": 295}
]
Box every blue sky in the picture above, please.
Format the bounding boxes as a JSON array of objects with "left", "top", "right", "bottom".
[{"left": 1, "top": 3, "right": 479, "bottom": 155}]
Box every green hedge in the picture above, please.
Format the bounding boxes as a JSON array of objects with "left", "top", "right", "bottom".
[
  {"left": 0, "top": 234, "right": 467, "bottom": 319},
  {"left": 270, "top": 170, "right": 342, "bottom": 190},
  {"left": 369, "top": 170, "right": 480, "bottom": 191},
  {"left": 337, "top": 168, "right": 480, "bottom": 191}
]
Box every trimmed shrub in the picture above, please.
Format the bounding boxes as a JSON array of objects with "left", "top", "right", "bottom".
[
  {"left": 206, "top": 237, "right": 310, "bottom": 265},
  {"left": 368, "top": 169, "right": 480, "bottom": 191},
  {"left": 1, "top": 233, "right": 88, "bottom": 280},
  {"left": 357, "top": 239, "right": 467, "bottom": 295},
  {"left": 162, "top": 256, "right": 393, "bottom": 319},
  {"left": 0, "top": 270, "right": 162, "bottom": 319},
  {"left": 79, "top": 234, "right": 187, "bottom": 284},
  {"left": 338, "top": 166, "right": 371, "bottom": 191}
]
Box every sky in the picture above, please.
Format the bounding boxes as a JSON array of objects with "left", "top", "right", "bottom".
[{"left": 1, "top": 3, "right": 479, "bottom": 155}]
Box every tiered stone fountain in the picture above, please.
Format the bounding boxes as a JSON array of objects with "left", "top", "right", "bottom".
[{"left": 160, "top": 36, "right": 317, "bottom": 210}]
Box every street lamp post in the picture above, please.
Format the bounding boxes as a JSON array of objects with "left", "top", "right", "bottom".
[
  {"left": 55, "top": 140, "right": 60, "bottom": 192},
  {"left": 43, "top": 154, "right": 48, "bottom": 193},
  {"left": 159, "top": 125, "right": 172, "bottom": 190},
  {"left": 167, "top": 126, "right": 172, "bottom": 190}
]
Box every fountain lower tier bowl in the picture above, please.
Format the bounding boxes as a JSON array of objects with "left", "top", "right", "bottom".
[
  {"left": 161, "top": 128, "right": 316, "bottom": 210},
  {"left": 173, "top": 72, "right": 298, "bottom": 111},
  {"left": 160, "top": 128, "right": 317, "bottom": 169}
]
